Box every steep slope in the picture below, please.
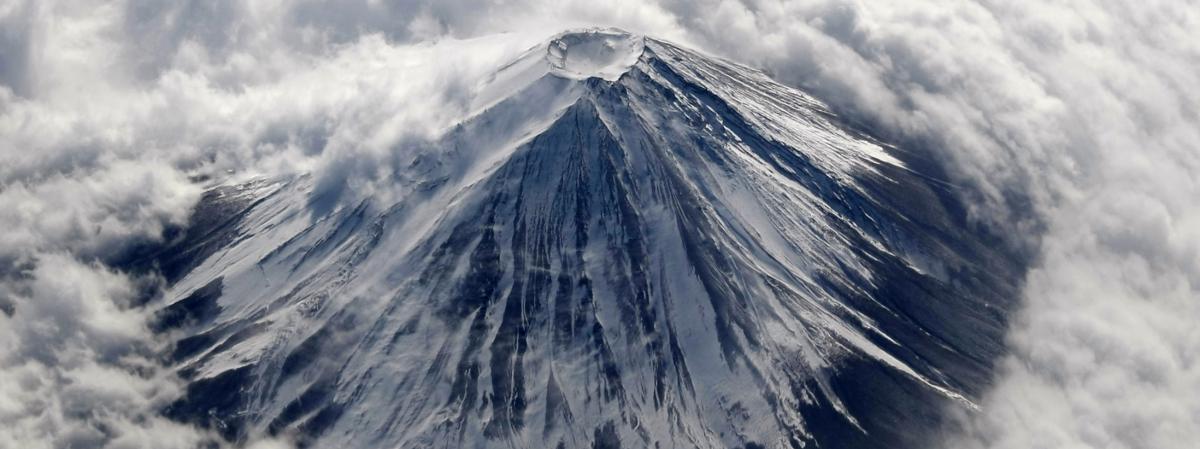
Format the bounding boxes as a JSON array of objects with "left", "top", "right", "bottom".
[{"left": 146, "top": 29, "right": 1019, "bottom": 449}]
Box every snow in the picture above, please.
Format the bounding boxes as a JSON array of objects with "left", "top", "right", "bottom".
[
  {"left": 470, "top": 28, "right": 641, "bottom": 115},
  {"left": 546, "top": 28, "right": 644, "bottom": 81},
  {"left": 154, "top": 28, "right": 1011, "bottom": 449}
]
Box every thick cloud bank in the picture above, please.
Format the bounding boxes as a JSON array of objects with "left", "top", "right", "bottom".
[{"left": 1, "top": 1, "right": 1197, "bottom": 448}]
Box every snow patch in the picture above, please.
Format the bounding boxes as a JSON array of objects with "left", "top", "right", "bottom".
[{"left": 546, "top": 28, "right": 644, "bottom": 81}]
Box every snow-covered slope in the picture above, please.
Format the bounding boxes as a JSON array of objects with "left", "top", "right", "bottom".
[{"left": 143, "top": 29, "right": 1019, "bottom": 449}]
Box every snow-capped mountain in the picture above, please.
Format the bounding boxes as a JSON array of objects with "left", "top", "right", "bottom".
[{"left": 138, "top": 29, "right": 1020, "bottom": 449}]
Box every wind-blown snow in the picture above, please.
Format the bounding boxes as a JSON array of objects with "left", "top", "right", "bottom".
[
  {"left": 143, "top": 31, "right": 1014, "bottom": 449},
  {"left": 5, "top": 2, "right": 1185, "bottom": 448},
  {"left": 546, "top": 28, "right": 644, "bottom": 81}
]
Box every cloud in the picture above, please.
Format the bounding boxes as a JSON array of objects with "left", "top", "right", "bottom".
[
  {"left": 2, "top": 0, "right": 1197, "bottom": 448},
  {"left": 0, "top": 2, "right": 549, "bottom": 446},
  {"left": 0, "top": 254, "right": 204, "bottom": 449},
  {"left": 664, "top": 2, "right": 1199, "bottom": 448}
]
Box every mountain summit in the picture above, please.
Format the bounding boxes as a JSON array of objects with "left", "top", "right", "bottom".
[
  {"left": 143, "top": 28, "right": 1019, "bottom": 449},
  {"left": 545, "top": 28, "right": 644, "bottom": 80}
]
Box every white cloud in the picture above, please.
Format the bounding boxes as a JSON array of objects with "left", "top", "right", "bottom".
[
  {"left": 2, "top": 0, "right": 1197, "bottom": 448},
  {"left": 675, "top": 2, "right": 1198, "bottom": 448},
  {"left": 0, "top": 2, "right": 549, "bottom": 446},
  {"left": 0, "top": 254, "right": 203, "bottom": 449}
]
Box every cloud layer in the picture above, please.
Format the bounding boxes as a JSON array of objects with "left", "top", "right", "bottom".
[
  {"left": 1, "top": 2, "right": 548, "bottom": 446},
  {"left": 2, "top": 1, "right": 1197, "bottom": 448}
]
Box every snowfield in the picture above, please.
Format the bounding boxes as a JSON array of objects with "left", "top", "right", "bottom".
[{"left": 143, "top": 29, "right": 1020, "bottom": 449}]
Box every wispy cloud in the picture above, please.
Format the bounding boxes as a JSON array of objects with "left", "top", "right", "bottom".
[
  {"left": 2, "top": 1, "right": 1196, "bottom": 448},
  {"left": 661, "top": 2, "right": 1200, "bottom": 447},
  {"left": 0, "top": 3, "right": 545, "bottom": 446}
]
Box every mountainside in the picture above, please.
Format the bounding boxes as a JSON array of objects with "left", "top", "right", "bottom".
[{"left": 138, "top": 29, "right": 1020, "bottom": 449}]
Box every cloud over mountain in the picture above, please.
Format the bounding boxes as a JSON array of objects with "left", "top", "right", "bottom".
[{"left": 1, "top": 1, "right": 1196, "bottom": 448}]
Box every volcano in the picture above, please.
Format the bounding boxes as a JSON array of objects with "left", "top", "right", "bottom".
[{"left": 139, "top": 28, "right": 1019, "bottom": 449}]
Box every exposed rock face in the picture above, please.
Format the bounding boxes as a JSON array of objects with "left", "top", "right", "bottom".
[{"left": 148, "top": 29, "right": 1020, "bottom": 449}]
